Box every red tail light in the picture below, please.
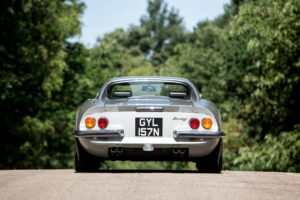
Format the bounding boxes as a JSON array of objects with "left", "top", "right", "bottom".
[
  {"left": 98, "top": 117, "right": 108, "bottom": 129},
  {"left": 189, "top": 118, "right": 200, "bottom": 129}
]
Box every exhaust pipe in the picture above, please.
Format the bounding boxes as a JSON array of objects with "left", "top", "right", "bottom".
[
  {"left": 179, "top": 148, "right": 186, "bottom": 154},
  {"left": 111, "top": 147, "right": 117, "bottom": 154},
  {"left": 173, "top": 148, "right": 186, "bottom": 156},
  {"left": 173, "top": 148, "right": 179, "bottom": 154},
  {"left": 110, "top": 147, "right": 123, "bottom": 156},
  {"left": 117, "top": 147, "right": 123, "bottom": 154}
]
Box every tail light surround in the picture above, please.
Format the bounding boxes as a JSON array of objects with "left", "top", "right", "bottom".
[{"left": 98, "top": 117, "right": 109, "bottom": 129}]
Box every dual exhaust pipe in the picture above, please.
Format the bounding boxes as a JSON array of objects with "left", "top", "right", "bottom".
[
  {"left": 110, "top": 147, "right": 123, "bottom": 155},
  {"left": 172, "top": 148, "right": 186, "bottom": 155},
  {"left": 110, "top": 147, "right": 186, "bottom": 156}
]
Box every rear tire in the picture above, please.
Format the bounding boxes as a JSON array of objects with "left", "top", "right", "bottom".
[
  {"left": 196, "top": 139, "right": 223, "bottom": 173},
  {"left": 74, "top": 139, "right": 101, "bottom": 172}
]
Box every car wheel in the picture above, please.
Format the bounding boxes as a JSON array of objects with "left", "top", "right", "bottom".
[
  {"left": 196, "top": 139, "right": 223, "bottom": 173},
  {"left": 74, "top": 139, "right": 101, "bottom": 172}
]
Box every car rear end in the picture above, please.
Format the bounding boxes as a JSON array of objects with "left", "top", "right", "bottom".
[{"left": 74, "top": 77, "right": 224, "bottom": 172}]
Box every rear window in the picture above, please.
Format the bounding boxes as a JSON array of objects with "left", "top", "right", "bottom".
[{"left": 106, "top": 82, "right": 190, "bottom": 99}]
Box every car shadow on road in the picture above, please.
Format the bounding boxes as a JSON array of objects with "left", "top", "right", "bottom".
[
  {"left": 75, "top": 169, "right": 207, "bottom": 173},
  {"left": 103, "top": 169, "right": 200, "bottom": 173}
]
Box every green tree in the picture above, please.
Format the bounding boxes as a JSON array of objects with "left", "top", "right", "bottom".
[
  {"left": 131, "top": 0, "right": 186, "bottom": 67},
  {"left": 0, "top": 0, "right": 84, "bottom": 168},
  {"left": 90, "top": 0, "right": 186, "bottom": 76},
  {"left": 90, "top": 28, "right": 156, "bottom": 78},
  {"left": 164, "top": 22, "right": 228, "bottom": 104},
  {"left": 229, "top": 124, "right": 300, "bottom": 172},
  {"left": 228, "top": 0, "right": 300, "bottom": 136},
  {"left": 220, "top": 0, "right": 300, "bottom": 171}
]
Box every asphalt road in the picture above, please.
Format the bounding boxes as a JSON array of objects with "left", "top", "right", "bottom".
[{"left": 0, "top": 170, "right": 299, "bottom": 200}]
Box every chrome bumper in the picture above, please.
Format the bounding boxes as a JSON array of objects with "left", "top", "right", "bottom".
[
  {"left": 173, "top": 131, "right": 225, "bottom": 139},
  {"left": 73, "top": 130, "right": 124, "bottom": 138},
  {"left": 74, "top": 130, "right": 224, "bottom": 158},
  {"left": 74, "top": 130, "right": 225, "bottom": 139}
]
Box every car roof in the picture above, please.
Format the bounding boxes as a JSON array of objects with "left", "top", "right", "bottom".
[
  {"left": 98, "top": 76, "right": 200, "bottom": 101},
  {"left": 108, "top": 76, "right": 191, "bottom": 84}
]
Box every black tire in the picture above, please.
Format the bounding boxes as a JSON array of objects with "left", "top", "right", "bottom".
[
  {"left": 74, "top": 139, "right": 101, "bottom": 172},
  {"left": 196, "top": 139, "right": 223, "bottom": 173}
]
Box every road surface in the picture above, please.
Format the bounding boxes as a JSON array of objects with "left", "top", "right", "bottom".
[{"left": 0, "top": 170, "right": 299, "bottom": 200}]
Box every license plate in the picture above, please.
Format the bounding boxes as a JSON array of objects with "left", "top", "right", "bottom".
[{"left": 135, "top": 118, "right": 163, "bottom": 137}]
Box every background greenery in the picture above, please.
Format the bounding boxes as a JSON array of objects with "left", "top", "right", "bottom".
[{"left": 0, "top": 0, "right": 299, "bottom": 171}]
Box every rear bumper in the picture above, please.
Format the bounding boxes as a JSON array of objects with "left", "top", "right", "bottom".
[
  {"left": 74, "top": 130, "right": 124, "bottom": 138},
  {"left": 173, "top": 130, "right": 225, "bottom": 139},
  {"left": 73, "top": 129, "right": 225, "bottom": 159},
  {"left": 73, "top": 130, "right": 225, "bottom": 139}
]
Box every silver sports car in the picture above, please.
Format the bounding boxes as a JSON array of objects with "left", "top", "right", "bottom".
[{"left": 74, "top": 76, "right": 225, "bottom": 172}]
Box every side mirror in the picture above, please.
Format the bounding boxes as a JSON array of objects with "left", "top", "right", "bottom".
[
  {"left": 113, "top": 91, "right": 132, "bottom": 98},
  {"left": 169, "top": 92, "right": 187, "bottom": 99}
]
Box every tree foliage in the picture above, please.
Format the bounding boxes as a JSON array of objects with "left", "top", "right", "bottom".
[
  {"left": 229, "top": 0, "right": 300, "bottom": 136},
  {"left": 128, "top": 0, "right": 186, "bottom": 67},
  {"left": 0, "top": 0, "right": 85, "bottom": 168}
]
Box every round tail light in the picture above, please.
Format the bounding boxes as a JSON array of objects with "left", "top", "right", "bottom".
[
  {"left": 202, "top": 118, "right": 213, "bottom": 129},
  {"left": 98, "top": 117, "right": 108, "bottom": 129},
  {"left": 189, "top": 118, "right": 200, "bottom": 129},
  {"left": 85, "top": 117, "right": 96, "bottom": 129}
]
